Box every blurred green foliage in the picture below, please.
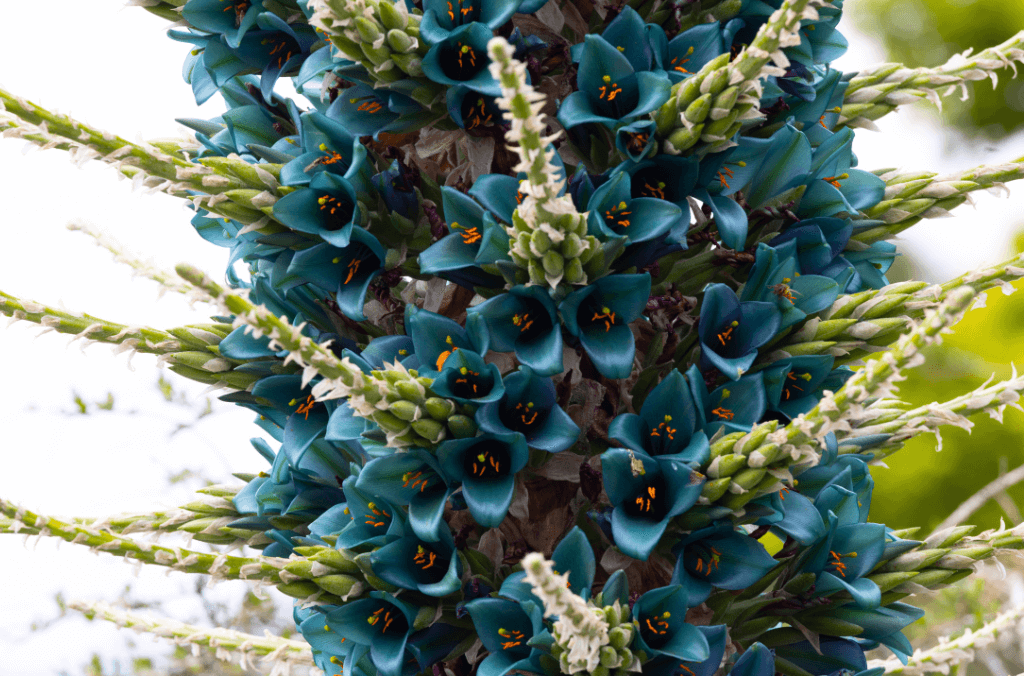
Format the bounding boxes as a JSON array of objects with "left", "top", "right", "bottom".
[
  {"left": 868, "top": 265, "right": 1024, "bottom": 534},
  {"left": 850, "top": 0, "right": 1024, "bottom": 138}
]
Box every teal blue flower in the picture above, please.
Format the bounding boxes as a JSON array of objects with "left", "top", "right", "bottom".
[
  {"left": 615, "top": 119, "right": 657, "bottom": 162},
  {"left": 476, "top": 367, "right": 579, "bottom": 453},
  {"left": 700, "top": 371, "right": 769, "bottom": 437},
  {"left": 698, "top": 283, "right": 780, "bottom": 381},
  {"left": 500, "top": 525, "right": 597, "bottom": 603},
  {"left": 421, "top": 23, "right": 501, "bottom": 95},
  {"left": 468, "top": 154, "right": 566, "bottom": 223},
  {"left": 466, "top": 285, "right": 562, "bottom": 376},
  {"left": 285, "top": 228, "right": 387, "bottom": 321},
  {"left": 325, "top": 592, "right": 419, "bottom": 676},
  {"left": 560, "top": 273, "right": 651, "bottom": 380},
  {"left": 182, "top": 0, "right": 263, "bottom": 48},
  {"left": 372, "top": 160, "right": 419, "bottom": 220},
  {"left": 824, "top": 603, "right": 924, "bottom": 662},
  {"left": 601, "top": 448, "right": 706, "bottom": 560},
  {"left": 557, "top": 34, "right": 672, "bottom": 129},
  {"left": 797, "top": 128, "right": 885, "bottom": 219},
  {"left": 608, "top": 368, "right": 709, "bottom": 463},
  {"left": 430, "top": 349, "right": 506, "bottom": 406},
  {"left": 336, "top": 476, "right": 405, "bottom": 549},
  {"left": 641, "top": 625, "right": 727, "bottom": 676},
  {"left": 296, "top": 604, "right": 370, "bottom": 676},
  {"left": 761, "top": 356, "right": 839, "bottom": 420},
  {"left": 463, "top": 597, "right": 546, "bottom": 676},
  {"left": 437, "top": 432, "right": 529, "bottom": 527},
  {"left": 406, "top": 306, "right": 489, "bottom": 374},
  {"left": 417, "top": 186, "right": 509, "bottom": 288},
  {"left": 370, "top": 526, "right": 462, "bottom": 597},
  {"left": 587, "top": 170, "right": 682, "bottom": 245},
  {"left": 663, "top": 22, "right": 726, "bottom": 84},
  {"left": 420, "top": 0, "right": 520, "bottom": 44},
  {"left": 446, "top": 86, "right": 504, "bottom": 132},
  {"left": 728, "top": 643, "right": 776, "bottom": 676},
  {"left": 632, "top": 585, "right": 710, "bottom": 662},
  {"left": 355, "top": 449, "right": 452, "bottom": 542},
  {"left": 272, "top": 171, "right": 360, "bottom": 248},
  {"left": 669, "top": 523, "right": 778, "bottom": 606},
  {"left": 250, "top": 374, "right": 331, "bottom": 460},
  {"left": 326, "top": 84, "right": 427, "bottom": 138},
  {"left": 280, "top": 111, "right": 368, "bottom": 189},
  {"left": 740, "top": 242, "right": 841, "bottom": 331}
]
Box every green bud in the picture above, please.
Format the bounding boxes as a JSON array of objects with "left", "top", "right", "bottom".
[
  {"left": 363, "top": 573, "right": 400, "bottom": 593},
  {"left": 700, "top": 66, "right": 731, "bottom": 97},
  {"left": 542, "top": 250, "right": 564, "bottom": 277},
  {"left": 701, "top": 109, "right": 739, "bottom": 139},
  {"left": 422, "top": 398, "right": 456, "bottom": 422},
  {"left": 936, "top": 546, "right": 993, "bottom": 568},
  {"left": 561, "top": 233, "right": 585, "bottom": 258},
  {"left": 782, "top": 340, "right": 839, "bottom": 357},
  {"left": 683, "top": 93, "right": 713, "bottom": 124},
  {"left": 276, "top": 580, "right": 322, "bottom": 599},
  {"left": 811, "top": 318, "right": 858, "bottom": 340},
  {"left": 413, "top": 604, "right": 436, "bottom": 631},
  {"left": 446, "top": 414, "right": 477, "bottom": 438},
  {"left": 895, "top": 569, "right": 955, "bottom": 591},
  {"left": 528, "top": 260, "right": 546, "bottom": 285},
  {"left": 793, "top": 614, "right": 863, "bottom": 637},
  {"left": 390, "top": 52, "right": 423, "bottom": 77},
  {"left": 372, "top": 410, "right": 409, "bottom": 433},
  {"left": 733, "top": 421, "right": 777, "bottom": 455},
  {"left": 608, "top": 625, "right": 632, "bottom": 650},
  {"left": 315, "top": 574, "right": 364, "bottom": 599},
  {"left": 360, "top": 42, "right": 393, "bottom": 67},
  {"left": 666, "top": 124, "right": 705, "bottom": 153},
  {"left": 563, "top": 257, "right": 586, "bottom": 285},
  {"left": 378, "top": 0, "right": 409, "bottom": 30},
  {"left": 310, "top": 548, "right": 361, "bottom": 574},
  {"left": 284, "top": 560, "right": 317, "bottom": 580},
  {"left": 879, "top": 548, "right": 950, "bottom": 573},
  {"left": 711, "top": 85, "right": 740, "bottom": 117},
  {"left": 388, "top": 400, "right": 421, "bottom": 422},
  {"left": 599, "top": 646, "right": 620, "bottom": 668},
  {"left": 866, "top": 571, "right": 919, "bottom": 593},
  {"left": 577, "top": 236, "right": 601, "bottom": 264},
  {"left": 355, "top": 16, "right": 384, "bottom": 43},
  {"left": 395, "top": 380, "right": 425, "bottom": 405},
  {"left": 701, "top": 477, "right": 732, "bottom": 502},
  {"left": 411, "top": 418, "right": 446, "bottom": 443},
  {"left": 181, "top": 500, "right": 236, "bottom": 517},
  {"left": 782, "top": 572, "right": 816, "bottom": 594},
  {"left": 530, "top": 229, "right": 553, "bottom": 255},
  {"left": 711, "top": 453, "right": 748, "bottom": 479},
  {"left": 591, "top": 666, "right": 610, "bottom": 676},
  {"left": 619, "top": 603, "right": 631, "bottom": 624}
]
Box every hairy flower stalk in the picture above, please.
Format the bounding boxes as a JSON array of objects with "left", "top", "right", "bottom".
[
  {"left": 71, "top": 600, "right": 316, "bottom": 670},
  {"left": 176, "top": 264, "right": 467, "bottom": 447},
  {"left": 840, "top": 30, "right": 1024, "bottom": 131},
  {"left": 488, "top": 37, "right": 597, "bottom": 289},
  {"left": 656, "top": 0, "right": 833, "bottom": 154},
  {"left": 522, "top": 552, "right": 611, "bottom": 674},
  {"left": 699, "top": 287, "right": 978, "bottom": 512}
]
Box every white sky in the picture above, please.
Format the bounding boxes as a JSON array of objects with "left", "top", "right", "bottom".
[{"left": 0, "top": 1, "right": 1023, "bottom": 674}]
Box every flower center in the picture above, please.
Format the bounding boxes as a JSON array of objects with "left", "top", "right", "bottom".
[
  {"left": 463, "top": 96, "right": 495, "bottom": 130},
  {"left": 687, "top": 544, "right": 722, "bottom": 577},
  {"left": 363, "top": 501, "right": 391, "bottom": 528},
  {"left": 222, "top": 0, "right": 251, "bottom": 27},
  {"left": 822, "top": 173, "right": 849, "bottom": 188},
  {"left": 828, "top": 549, "right": 857, "bottom": 578},
  {"left": 498, "top": 627, "right": 526, "bottom": 650},
  {"left": 603, "top": 201, "right": 633, "bottom": 233},
  {"left": 450, "top": 221, "right": 482, "bottom": 245},
  {"left": 414, "top": 544, "right": 438, "bottom": 570},
  {"left": 401, "top": 470, "right": 431, "bottom": 493},
  {"left": 624, "top": 477, "right": 668, "bottom": 521},
  {"left": 638, "top": 610, "right": 674, "bottom": 648},
  {"left": 446, "top": 0, "right": 478, "bottom": 24},
  {"left": 649, "top": 415, "right": 676, "bottom": 441},
  {"left": 669, "top": 46, "right": 694, "bottom": 73},
  {"left": 452, "top": 366, "right": 487, "bottom": 399},
  {"left": 598, "top": 74, "right": 623, "bottom": 102},
  {"left": 627, "top": 132, "right": 650, "bottom": 154},
  {"left": 463, "top": 443, "right": 510, "bottom": 481},
  {"left": 288, "top": 394, "right": 318, "bottom": 420},
  {"left": 317, "top": 194, "right": 355, "bottom": 231},
  {"left": 590, "top": 306, "right": 617, "bottom": 332},
  {"left": 782, "top": 370, "right": 812, "bottom": 400}
]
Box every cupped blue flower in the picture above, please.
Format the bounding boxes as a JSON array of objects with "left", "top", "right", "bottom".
[
  {"left": 698, "top": 283, "right": 781, "bottom": 381},
  {"left": 355, "top": 449, "right": 452, "bottom": 542},
  {"left": 437, "top": 432, "right": 529, "bottom": 527},
  {"left": 325, "top": 592, "right": 419, "bottom": 676},
  {"left": 560, "top": 273, "right": 651, "bottom": 380},
  {"left": 669, "top": 523, "right": 778, "bottom": 606},
  {"left": 285, "top": 227, "right": 387, "bottom": 321},
  {"left": 335, "top": 476, "right": 405, "bottom": 549},
  {"left": 463, "top": 597, "right": 546, "bottom": 676},
  {"left": 557, "top": 34, "right": 672, "bottom": 129},
  {"left": 609, "top": 368, "right": 709, "bottom": 463},
  {"left": 769, "top": 217, "right": 856, "bottom": 292},
  {"left": 296, "top": 604, "right": 370, "bottom": 676},
  {"left": 182, "top": 0, "right": 263, "bottom": 48},
  {"left": 422, "top": 23, "right": 501, "bottom": 95},
  {"left": 642, "top": 625, "right": 728, "bottom": 676},
  {"left": 700, "top": 371, "right": 769, "bottom": 437},
  {"left": 242, "top": 14, "right": 320, "bottom": 100},
  {"left": 272, "top": 171, "right": 360, "bottom": 248},
  {"left": 587, "top": 170, "right": 682, "bottom": 245},
  {"left": 280, "top": 111, "right": 368, "bottom": 188},
  {"left": 740, "top": 242, "right": 841, "bottom": 331},
  {"left": 250, "top": 374, "right": 332, "bottom": 460},
  {"left": 615, "top": 119, "right": 658, "bottom": 162},
  {"left": 418, "top": 186, "right": 510, "bottom": 288},
  {"left": 406, "top": 305, "right": 489, "bottom": 374},
  {"left": 421, "top": 0, "right": 519, "bottom": 44},
  {"left": 325, "top": 84, "right": 426, "bottom": 138},
  {"left": 783, "top": 68, "right": 849, "bottom": 147},
  {"left": 601, "top": 448, "right": 706, "bottom": 560},
  {"left": 664, "top": 22, "right": 727, "bottom": 84},
  {"left": 446, "top": 86, "right": 504, "bottom": 132},
  {"left": 761, "top": 355, "right": 837, "bottom": 420},
  {"left": 632, "top": 585, "right": 710, "bottom": 663},
  {"left": 797, "top": 128, "right": 885, "bottom": 219},
  {"left": 467, "top": 285, "right": 562, "bottom": 375},
  {"left": 370, "top": 525, "right": 462, "bottom": 597},
  {"left": 476, "top": 366, "right": 579, "bottom": 452},
  {"left": 430, "top": 348, "right": 506, "bottom": 406},
  {"left": 372, "top": 160, "right": 419, "bottom": 220}
]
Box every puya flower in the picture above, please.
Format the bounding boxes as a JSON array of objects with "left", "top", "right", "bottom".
[
  {"left": 662, "top": 21, "right": 729, "bottom": 84},
  {"left": 437, "top": 432, "right": 529, "bottom": 527},
  {"left": 280, "top": 111, "right": 368, "bottom": 189},
  {"left": 608, "top": 367, "right": 710, "bottom": 464},
  {"left": 557, "top": 32, "right": 672, "bottom": 130},
  {"left": 669, "top": 523, "right": 778, "bottom": 607},
  {"left": 417, "top": 185, "right": 510, "bottom": 288},
  {"left": 181, "top": 0, "right": 263, "bottom": 48},
  {"left": 272, "top": 171, "right": 362, "bottom": 247},
  {"left": 586, "top": 170, "right": 683, "bottom": 246},
  {"left": 739, "top": 242, "right": 842, "bottom": 332},
  {"left": 326, "top": 83, "right": 428, "bottom": 138},
  {"left": 760, "top": 356, "right": 846, "bottom": 421},
  {"left": 476, "top": 366, "right": 579, "bottom": 453},
  {"left": 560, "top": 273, "right": 651, "bottom": 380},
  {"left": 641, "top": 624, "right": 727, "bottom": 676},
  {"left": 632, "top": 585, "right": 710, "bottom": 663},
  {"left": 369, "top": 525, "right": 462, "bottom": 597},
  {"left": 422, "top": 23, "right": 502, "bottom": 95},
  {"left": 355, "top": 449, "right": 452, "bottom": 542},
  {"left": 429, "top": 348, "right": 506, "bottom": 406},
  {"left": 698, "top": 371, "right": 769, "bottom": 437},
  {"left": 463, "top": 596, "right": 547, "bottom": 676},
  {"left": 600, "top": 448, "right": 706, "bottom": 560},
  {"left": 697, "top": 283, "right": 780, "bottom": 381},
  {"left": 466, "top": 285, "right": 563, "bottom": 376},
  {"left": 335, "top": 476, "right": 405, "bottom": 549},
  {"left": 324, "top": 592, "right": 420, "bottom": 676},
  {"left": 283, "top": 227, "right": 387, "bottom": 321},
  {"left": 406, "top": 305, "right": 489, "bottom": 374},
  {"left": 500, "top": 526, "right": 597, "bottom": 603},
  {"left": 420, "top": 0, "right": 520, "bottom": 44},
  {"left": 796, "top": 127, "right": 886, "bottom": 220}
]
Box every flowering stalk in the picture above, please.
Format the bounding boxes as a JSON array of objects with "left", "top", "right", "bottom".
[
  {"left": 176, "top": 264, "right": 469, "bottom": 447},
  {"left": 655, "top": 0, "right": 832, "bottom": 153},
  {"left": 71, "top": 600, "right": 315, "bottom": 670},
  {"left": 522, "top": 552, "right": 611, "bottom": 674},
  {"left": 0, "top": 290, "right": 263, "bottom": 390},
  {"left": 853, "top": 157, "right": 1024, "bottom": 244},
  {"left": 840, "top": 30, "right": 1024, "bottom": 131},
  {"left": 488, "top": 37, "right": 597, "bottom": 289},
  {"left": 699, "top": 287, "right": 978, "bottom": 511},
  {"left": 126, "top": 0, "right": 185, "bottom": 22}
]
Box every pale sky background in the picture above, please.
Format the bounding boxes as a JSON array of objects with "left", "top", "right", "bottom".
[{"left": 0, "top": 1, "right": 1023, "bottom": 674}]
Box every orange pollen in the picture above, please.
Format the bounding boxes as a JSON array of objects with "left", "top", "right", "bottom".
[
  {"left": 512, "top": 313, "right": 534, "bottom": 332},
  {"left": 818, "top": 114, "right": 829, "bottom": 129},
  {"left": 644, "top": 617, "right": 669, "bottom": 635},
  {"left": 457, "top": 225, "right": 482, "bottom": 244},
  {"left": 436, "top": 346, "right": 458, "bottom": 371},
  {"left": 295, "top": 394, "right": 317, "bottom": 420},
  {"left": 591, "top": 310, "right": 616, "bottom": 332},
  {"left": 447, "top": 1, "right": 455, "bottom": 19},
  {"left": 629, "top": 133, "right": 650, "bottom": 152},
  {"left": 316, "top": 150, "right": 345, "bottom": 166},
  {"left": 635, "top": 495, "right": 653, "bottom": 512},
  {"left": 650, "top": 421, "right": 677, "bottom": 440},
  {"left": 643, "top": 181, "right": 665, "bottom": 199},
  {"left": 822, "top": 174, "right": 847, "bottom": 188},
  {"left": 457, "top": 44, "right": 476, "bottom": 69},
  {"left": 771, "top": 283, "right": 796, "bottom": 302},
  {"left": 711, "top": 406, "right": 734, "bottom": 421},
  {"left": 414, "top": 549, "right": 438, "bottom": 569},
  {"left": 358, "top": 101, "right": 383, "bottom": 114},
  {"left": 779, "top": 485, "right": 790, "bottom": 501},
  {"left": 717, "top": 166, "right": 735, "bottom": 188},
  {"left": 716, "top": 326, "right": 734, "bottom": 346},
  {"left": 598, "top": 83, "right": 623, "bottom": 101},
  {"left": 670, "top": 56, "right": 691, "bottom": 73},
  {"left": 401, "top": 471, "right": 430, "bottom": 493},
  {"left": 343, "top": 258, "right": 361, "bottom": 285},
  {"left": 678, "top": 665, "right": 697, "bottom": 676},
  {"left": 829, "top": 550, "right": 850, "bottom": 577}
]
